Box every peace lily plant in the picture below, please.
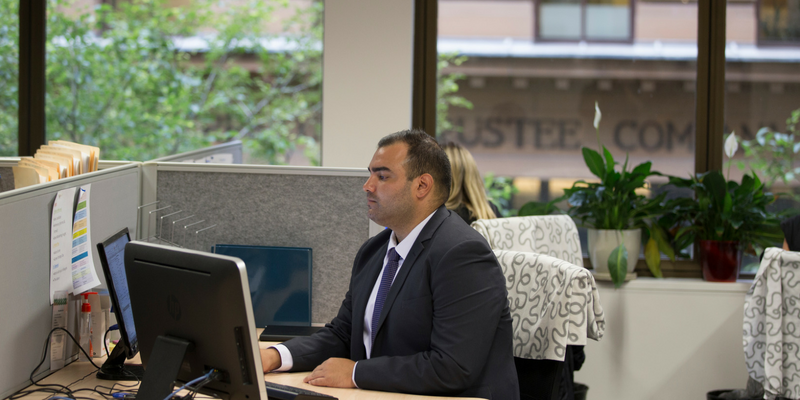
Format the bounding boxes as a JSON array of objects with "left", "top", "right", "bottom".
[
  {"left": 520, "top": 103, "right": 674, "bottom": 287},
  {"left": 660, "top": 132, "right": 783, "bottom": 276}
]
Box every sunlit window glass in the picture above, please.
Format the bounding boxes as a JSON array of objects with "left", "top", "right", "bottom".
[
  {"left": 725, "top": 0, "right": 800, "bottom": 274},
  {"left": 0, "top": 0, "right": 19, "bottom": 156},
  {"left": 45, "top": 0, "right": 322, "bottom": 165}
]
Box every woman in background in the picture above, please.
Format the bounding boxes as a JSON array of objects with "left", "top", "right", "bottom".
[
  {"left": 442, "top": 142, "right": 501, "bottom": 224},
  {"left": 783, "top": 214, "right": 800, "bottom": 251}
]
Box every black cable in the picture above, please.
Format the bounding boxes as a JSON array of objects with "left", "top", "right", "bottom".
[
  {"left": 102, "top": 324, "right": 120, "bottom": 357},
  {"left": 9, "top": 327, "right": 104, "bottom": 400}
]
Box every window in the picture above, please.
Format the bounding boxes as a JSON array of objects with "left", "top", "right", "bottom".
[
  {"left": 537, "top": 0, "right": 633, "bottom": 42},
  {"left": 437, "top": 0, "right": 698, "bottom": 275},
  {"left": 758, "top": 0, "right": 800, "bottom": 45},
  {"left": 0, "top": 0, "right": 19, "bottom": 156},
  {"left": 727, "top": 0, "right": 800, "bottom": 274},
  {"left": 42, "top": 0, "right": 322, "bottom": 164}
]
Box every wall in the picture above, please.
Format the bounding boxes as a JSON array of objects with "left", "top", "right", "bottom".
[
  {"left": 320, "top": 0, "right": 415, "bottom": 168},
  {"left": 575, "top": 279, "right": 751, "bottom": 400}
]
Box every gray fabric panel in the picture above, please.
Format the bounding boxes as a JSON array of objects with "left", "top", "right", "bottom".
[
  {"left": 0, "top": 167, "right": 14, "bottom": 193},
  {"left": 155, "top": 171, "right": 369, "bottom": 324}
]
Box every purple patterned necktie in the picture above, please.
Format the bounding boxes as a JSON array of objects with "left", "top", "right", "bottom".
[{"left": 371, "top": 247, "right": 401, "bottom": 347}]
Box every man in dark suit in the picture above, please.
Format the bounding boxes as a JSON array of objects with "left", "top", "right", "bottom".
[{"left": 261, "top": 129, "right": 519, "bottom": 399}]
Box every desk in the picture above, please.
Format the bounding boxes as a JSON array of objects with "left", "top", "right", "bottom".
[
  {"left": 12, "top": 342, "right": 483, "bottom": 400},
  {"left": 257, "top": 341, "right": 483, "bottom": 400}
]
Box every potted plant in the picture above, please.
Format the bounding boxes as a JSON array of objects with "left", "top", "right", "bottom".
[
  {"left": 520, "top": 103, "right": 674, "bottom": 288},
  {"left": 661, "top": 134, "right": 784, "bottom": 281}
]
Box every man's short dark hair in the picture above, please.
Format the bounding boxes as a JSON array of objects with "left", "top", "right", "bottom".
[{"left": 378, "top": 129, "right": 452, "bottom": 205}]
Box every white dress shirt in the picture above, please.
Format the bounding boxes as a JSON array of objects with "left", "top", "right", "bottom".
[{"left": 270, "top": 210, "right": 437, "bottom": 386}]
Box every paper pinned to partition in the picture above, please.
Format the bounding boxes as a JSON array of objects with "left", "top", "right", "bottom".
[
  {"left": 50, "top": 187, "right": 77, "bottom": 304},
  {"left": 71, "top": 185, "right": 100, "bottom": 294}
]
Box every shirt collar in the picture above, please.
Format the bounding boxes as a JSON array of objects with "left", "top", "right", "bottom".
[{"left": 387, "top": 209, "right": 437, "bottom": 260}]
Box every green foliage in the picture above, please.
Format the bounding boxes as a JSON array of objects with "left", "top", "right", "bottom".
[
  {"left": 519, "top": 103, "right": 671, "bottom": 284},
  {"left": 436, "top": 53, "right": 473, "bottom": 136},
  {"left": 0, "top": 0, "right": 19, "bottom": 156},
  {"left": 662, "top": 171, "right": 784, "bottom": 256},
  {"left": 563, "top": 147, "right": 667, "bottom": 231},
  {"left": 733, "top": 108, "right": 800, "bottom": 201},
  {"left": 483, "top": 172, "right": 518, "bottom": 217},
  {"left": 0, "top": 0, "right": 322, "bottom": 163},
  {"left": 518, "top": 199, "right": 560, "bottom": 216}
]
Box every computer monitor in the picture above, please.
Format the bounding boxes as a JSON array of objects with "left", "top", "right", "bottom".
[
  {"left": 96, "top": 227, "right": 143, "bottom": 380},
  {"left": 124, "top": 241, "right": 265, "bottom": 400},
  {"left": 212, "top": 244, "right": 312, "bottom": 327}
]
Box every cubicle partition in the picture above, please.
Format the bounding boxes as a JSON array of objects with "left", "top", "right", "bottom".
[
  {"left": 150, "top": 140, "right": 244, "bottom": 164},
  {"left": 0, "top": 164, "right": 141, "bottom": 399},
  {"left": 141, "top": 162, "right": 371, "bottom": 324},
  {"left": 0, "top": 159, "right": 372, "bottom": 398}
]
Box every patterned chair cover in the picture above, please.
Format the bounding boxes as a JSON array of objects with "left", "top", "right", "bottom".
[
  {"left": 744, "top": 247, "right": 800, "bottom": 400},
  {"left": 494, "top": 249, "right": 605, "bottom": 361},
  {"left": 472, "top": 215, "right": 584, "bottom": 267}
]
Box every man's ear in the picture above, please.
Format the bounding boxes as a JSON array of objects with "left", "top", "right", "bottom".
[{"left": 415, "top": 173, "right": 434, "bottom": 200}]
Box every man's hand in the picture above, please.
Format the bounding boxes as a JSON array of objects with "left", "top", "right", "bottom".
[
  {"left": 261, "top": 348, "right": 282, "bottom": 373},
  {"left": 302, "top": 358, "right": 356, "bottom": 388}
]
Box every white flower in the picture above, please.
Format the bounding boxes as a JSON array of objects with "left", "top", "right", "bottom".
[
  {"left": 593, "top": 101, "right": 602, "bottom": 130},
  {"left": 724, "top": 131, "right": 738, "bottom": 159}
]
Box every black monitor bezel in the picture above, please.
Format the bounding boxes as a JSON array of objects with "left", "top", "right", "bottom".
[{"left": 96, "top": 227, "right": 138, "bottom": 358}]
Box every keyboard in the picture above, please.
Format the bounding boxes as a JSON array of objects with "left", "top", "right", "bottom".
[
  {"left": 264, "top": 380, "right": 338, "bottom": 400},
  {"left": 260, "top": 325, "right": 323, "bottom": 342}
]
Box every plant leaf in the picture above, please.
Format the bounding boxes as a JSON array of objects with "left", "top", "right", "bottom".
[
  {"left": 631, "top": 161, "right": 652, "bottom": 176},
  {"left": 582, "top": 147, "right": 606, "bottom": 179},
  {"left": 650, "top": 223, "right": 676, "bottom": 261},
  {"left": 644, "top": 237, "right": 663, "bottom": 278},
  {"left": 608, "top": 243, "right": 628, "bottom": 288},
  {"left": 603, "top": 146, "right": 615, "bottom": 175}
]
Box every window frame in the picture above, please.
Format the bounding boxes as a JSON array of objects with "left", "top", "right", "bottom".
[
  {"left": 415, "top": 0, "right": 729, "bottom": 279},
  {"left": 756, "top": 0, "right": 800, "bottom": 47},
  {"left": 533, "top": 0, "right": 636, "bottom": 44}
]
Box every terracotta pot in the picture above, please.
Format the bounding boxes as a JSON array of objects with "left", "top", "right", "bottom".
[{"left": 699, "top": 240, "right": 741, "bottom": 282}]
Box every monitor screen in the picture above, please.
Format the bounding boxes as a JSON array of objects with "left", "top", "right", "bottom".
[
  {"left": 125, "top": 241, "right": 265, "bottom": 400},
  {"left": 97, "top": 228, "right": 137, "bottom": 357},
  {"left": 213, "top": 244, "right": 312, "bottom": 327}
]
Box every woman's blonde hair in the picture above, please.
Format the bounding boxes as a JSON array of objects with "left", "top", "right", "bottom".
[{"left": 442, "top": 142, "right": 497, "bottom": 221}]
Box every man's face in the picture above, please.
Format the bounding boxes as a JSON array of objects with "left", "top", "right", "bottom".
[{"left": 363, "top": 142, "right": 416, "bottom": 229}]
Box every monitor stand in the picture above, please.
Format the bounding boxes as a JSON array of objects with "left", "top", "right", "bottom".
[
  {"left": 135, "top": 336, "right": 192, "bottom": 400},
  {"left": 96, "top": 342, "right": 145, "bottom": 381}
]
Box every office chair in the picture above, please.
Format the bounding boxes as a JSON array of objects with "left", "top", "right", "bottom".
[
  {"left": 744, "top": 247, "right": 800, "bottom": 400},
  {"left": 472, "top": 215, "right": 584, "bottom": 267},
  {"left": 494, "top": 250, "right": 605, "bottom": 400}
]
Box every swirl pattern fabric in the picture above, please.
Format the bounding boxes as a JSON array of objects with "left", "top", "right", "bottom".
[
  {"left": 494, "top": 249, "right": 605, "bottom": 361},
  {"left": 472, "top": 215, "right": 584, "bottom": 267},
  {"left": 744, "top": 247, "right": 800, "bottom": 400}
]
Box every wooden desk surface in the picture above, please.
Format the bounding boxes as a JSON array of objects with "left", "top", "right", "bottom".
[
  {"left": 13, "top": 338, "right": 482, "bottom": 400},
  {"left": 258, "top": 341, "right": 482, "bottom": 400}
]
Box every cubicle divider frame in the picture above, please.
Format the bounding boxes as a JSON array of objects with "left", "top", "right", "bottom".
[
  {"left": 149, "top": 140, "right": 244, "bottom": 164},
  {"left": 0, "top": 163, "right": 141, "bottom": 400}
]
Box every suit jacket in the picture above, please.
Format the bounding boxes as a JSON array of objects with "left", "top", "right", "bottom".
[{"left": 283, "top": 205, "right": 519, "bottom": 400}]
